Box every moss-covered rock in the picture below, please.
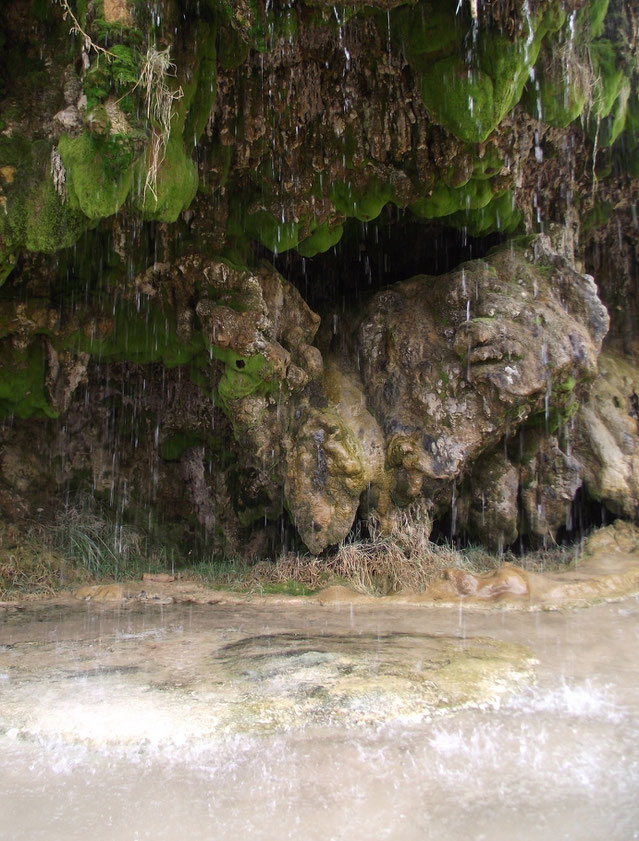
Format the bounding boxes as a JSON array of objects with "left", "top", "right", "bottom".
[
  {"left": 130, "top": 135, "right": 199, "bottom": 222},
  {"left": 591, "top": 40, "right": 627, "bottom": 116},
  {"left": 58, "top": 131, "right": 136, "bottom": 219},
  {"left": 212, "top": 348, "right": 277, "bottom": 412},
  {"left": 297, "top": 221, "right": 344, "bottom": 258},
  {"left": 0, "top": 339, "right": 57, "bottom": 419},
  {"left": 522, "top": 38, "right": 590, "bottom": 128},
  {"left": 410, "top": 177, "right": 495, "bottom": 220},
  {"left": 584, "top": 0, "right": 611, "bottom": 38},
  {"left": 240, "top": 208, "right": 305, "bottom": 254},
  {"left": 395, "top": 0, "right": 564, "bottom": 142},
  {"left": 446, "top": 190, "right": 522, "bottom": 236},
  {"left": 0, "top": 137, "right": 87, "bottom": 284},
  {"left": 330, "top": 177, "right": 394, "bottom": 222}
]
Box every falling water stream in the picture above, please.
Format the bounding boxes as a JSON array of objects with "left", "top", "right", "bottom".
[{"left": 1, "top": 595, "right": 638, "bottom": 840}]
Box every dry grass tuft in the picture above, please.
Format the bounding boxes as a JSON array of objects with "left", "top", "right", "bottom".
[
  {"left": 1, "top": 494, "right": 582, "bottom": 600},
  {"left": 241, "top": 504, "right": 580, "bottom": 596},
  {"left": 0, "top": 522, "right": 84, "bottom": 600},
  {"left": 246, "top": 504, "right": 501, "bottom": 595},
  {"left": 134, "top": 47, "right": 183, "bottom": 201}
]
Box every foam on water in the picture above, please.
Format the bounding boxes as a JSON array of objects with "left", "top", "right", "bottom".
[{"left": 1, "top": 597, "right": 639, "bottom": 840}]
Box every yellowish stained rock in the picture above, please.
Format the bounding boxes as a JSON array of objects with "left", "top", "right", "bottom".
[{"left": 103, "top": 0, "right": 133, "bottom": 25}]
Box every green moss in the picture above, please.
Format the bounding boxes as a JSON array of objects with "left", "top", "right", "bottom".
[
  {"left": 130, "top": 135, "right": 198, "bottom": 222},
  {"left": 581, "top": 198, "right": 612, "bottom": 235},
  {"left": 235, "top": 208, "right": 302, "bottom": 254},
  {"left": 296, "top": 221, "right": 344, "bottom": 258},
  {"left": 0, "top": 137, "right": 87, "bottom": 271},
  {"left": 83, "top": 60, "right": 111, "bottom": 108},
  {"left": 582, "top": 0, "right": 610, "bottom": 38},
  {"left": 183, "top": 23, "right": 218, "bottom": 146},
  {"left": 0, "top": 253, "right": 17, "bottom": 287},
  {"left": 25, "top": 177, "right": 87, "bottom": 253},
  {"left": 32, "top": 0, "right": 58, "bottom": 22},
  {"left": 92, "top": 8, "right": 143, "bottom": 47},
  {"left": 275, "top": 8, "right": 298, "bottom": 41},
  {"left": 616, "top": 92, "right": 639, "bottom": 174},
  {"left": 0, "top": 135, "right": 32, "bottom": 170},
  {"left": 478, "top": 5, "right": 563, "bottom": 107},
  {"left": 446, "top": 190, "right": 521, "bottom": 236},
  {"left": 410, "top": 177, "right": 494, "bottom": 219},
  {"left": 330, "top": 177, "right": 393, "bottom": 222},
  {"left": 210, "top": 0, "right": 290, "bottom": 52},
  {"left": 58, "top": 132, "right": 135, "bottom": 220},
  {"left": 391, "top": 1, "right": 460, "bottom": 69},
  {"left": 522, "top": 32, "right": 589, "bottom": 128},
  {"left": 398, "top": 1, "right": 560, "bottom": 142},
  {"left": 526, "top": 76, "right": 588, "bottom": 128},
  {"left": 471, "top": 144, "right": 503, "bottom": 180},
  {"left": 84, "top": 104, "right": 111, "bottom": 136},
  {"left": 241, "top": 174, "right": 392, "bottom": 255},
  {"left": 0, "top": 339, "right": 57, "bottom": 420},
  {"left": 524, "top": 399, "right": 579, "bottom": 435},
  {"left": 589, "top": 39, "right": 627, "bottom": 120},
  {"left": 420, "top": 60, "right": 497, "bottom": 144},
  {"left": 596, "top": 80, "right": 631, "bottom": 147},
  {"left": 110, "top": 44, "right": 142, "bottom": 89},
  {"left": 204, "top": 141, "right": 233, "bottom": 191},
  {"left": 216, "top": 24, "right": 251, "bottom": 70},
  {"left": 83, "top": 45, "right": 143, "bottom": 111},
  {"left": 59, "top": 300, "right": 204, "bottom": 367},
  {"left": 160, "top": 431, "right": 208, "bottom": 461},
  {"left": 558, "top": 376, "right": 576, "bottom": 393},
  {"left": 103, "top": 132, "right": 145, "bottom": 177},
  {"left": 211, "top": 348, "right": 278, "bottom": 414}
]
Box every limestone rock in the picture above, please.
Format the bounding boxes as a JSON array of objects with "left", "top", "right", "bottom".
[
  {"left": 53, "top": 106, "right": 83, "bottom": 136},
  {"left": 463, "top": 451, "right": 519, "bottom": 551},
  {"left": 519, "top": 432, "right": 583, "bottom": 542},
  {"left": 74, "top": 584, "right": 126, "bottom": 601},
  {"left": 574, "top": 352, "right": 639, "bottom": 519},
  {"left": 357, "top": 240, "right": 608, "bottom": 515},
  {"left": 0, "top": 238, "right": 618, "bottom": 555},
  {"left": 103, "top": 0, "right": 134, "bottom": 25}
]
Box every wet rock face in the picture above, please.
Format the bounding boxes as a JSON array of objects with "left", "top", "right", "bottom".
[
  {"left": 0, "top": 237, "right": 620, "bottom": 555},
  {"left": 575, "top": 352, "right": 639, "bottom": 520},
  {"left": 0, "top": 0, "right": 637, "bottom": 557},
  {"left": 357, "top": 239, "right": 608, "bottom": 517}
]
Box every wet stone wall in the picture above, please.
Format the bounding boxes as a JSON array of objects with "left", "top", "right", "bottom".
[{"left": 0, "top": 0, "right": 638, "bottom": 557}]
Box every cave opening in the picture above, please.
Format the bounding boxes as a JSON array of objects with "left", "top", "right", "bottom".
[
  {"left": 0, "top": 206, "right": 623, "bottom": 566},
  {"left": 263, "top": 206, "right": 506, "bottom": 312}
]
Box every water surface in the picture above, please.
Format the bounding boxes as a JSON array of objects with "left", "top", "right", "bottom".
[{"left": 1, "top": 597, "right": 638, "bottom": 840}]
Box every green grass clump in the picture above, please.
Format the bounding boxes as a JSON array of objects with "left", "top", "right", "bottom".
[{"left": 50, "top": 495, "right": 174, "bottom": 580}]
